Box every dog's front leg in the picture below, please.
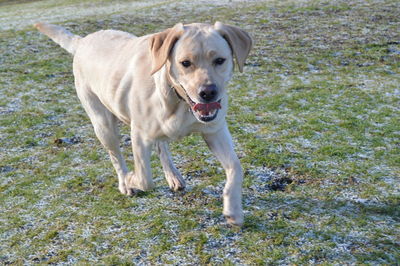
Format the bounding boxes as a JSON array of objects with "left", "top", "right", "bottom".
[
  {"left": 128, "top": 132, "right": 155, "bottom": 192},
  {"left": 203, "top": 125, "right": 244, "bottom": 226}
]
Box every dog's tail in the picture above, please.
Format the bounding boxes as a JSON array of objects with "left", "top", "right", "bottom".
[{"left": 34, "top": 22, "right": 81, "bottom": 55}]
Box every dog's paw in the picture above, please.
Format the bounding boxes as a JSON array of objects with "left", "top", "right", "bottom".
[
  {"left": 224, "top": 210, "right": 244, "bottom": 227},
  {"left": 119, "top": 172, "right": 138, "bottom": 196},
  {"left": 118, "top": 183, "right": 130, "bottom": 195},
  {"left": 118, "top": 183, "right": 144, "bottom": 196},
  {"left": 127, "top": 188, "right": 144, "bottom": 196},
  {"left": 166, "top": 174, "right": 186, "bottom": 192},
  {"left": 224, "top": 214, "right": 244, "bottom": 227},
  {"left": 124, "top": 171, "right": 154, "bottom": 192}
]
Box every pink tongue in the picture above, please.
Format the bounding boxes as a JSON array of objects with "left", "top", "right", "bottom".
[{"left": 193, "top": 102, "right": 221, "bottom": 115}]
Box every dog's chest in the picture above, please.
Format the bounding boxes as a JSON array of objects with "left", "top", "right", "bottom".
[
  {"left": 160, "top": 108, "right": 198, "bottom": 140},
  {"left": 158, "top": 107, "right": 221, "bottom": 141}
]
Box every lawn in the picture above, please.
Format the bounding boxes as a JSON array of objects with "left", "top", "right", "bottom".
[{"left": 0, "top": 0, "right": 399, "bottom": 264}]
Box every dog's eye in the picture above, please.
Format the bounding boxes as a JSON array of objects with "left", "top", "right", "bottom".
[
  {"left": 214, "top": 58, "right": 226, "bottom": 65},
  {"left": 181, "top": 60, "right": 192, "bottom": 68}
]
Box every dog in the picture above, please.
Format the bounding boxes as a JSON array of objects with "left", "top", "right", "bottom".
[{"left": 34, "top": 21, "right": 252, "bottom": 226}]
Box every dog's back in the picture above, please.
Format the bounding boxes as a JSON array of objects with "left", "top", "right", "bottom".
[
  {"left": 73, "top": 29, "right": 143, "bottom": 89},
  {"left": 72, "top": 29, "right": 155, "bottom": 126}
]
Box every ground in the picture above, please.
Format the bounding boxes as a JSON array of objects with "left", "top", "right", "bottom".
[{"left": 0, "top": 0, "right": 399, "bottom": 264}]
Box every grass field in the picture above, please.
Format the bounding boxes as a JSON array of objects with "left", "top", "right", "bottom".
[{"left": 1, "top": 0, "right": 399, "bottom": 264}]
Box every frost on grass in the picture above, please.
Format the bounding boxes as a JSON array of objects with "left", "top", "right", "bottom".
[
  {"left": 0, "top": 0, "right": 168, "bottom": 31},
  {"left": 1, "top": 0, "right": 400, "bottom": 264}
]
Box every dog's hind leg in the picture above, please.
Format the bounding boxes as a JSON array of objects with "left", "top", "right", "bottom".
[
  {"left": 75, "top": 85, "right": 132, "bottom": 195},
  {"left": 156, "top": 141, "right": 185, "bottom": 191}
]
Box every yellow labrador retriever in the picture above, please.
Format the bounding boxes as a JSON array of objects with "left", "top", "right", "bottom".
[{"left": 35, "top": 22, "right": 252, "bottom": 226}]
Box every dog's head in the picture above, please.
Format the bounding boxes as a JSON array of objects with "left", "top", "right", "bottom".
[{"left": 150, "top": 22, "right": 252, "bottom": 123}]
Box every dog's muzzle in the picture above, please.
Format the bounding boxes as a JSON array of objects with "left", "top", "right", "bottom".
[
  {"left": 174, "top": 86, "right": 221, "bottom": 122},
  {"left": 169, "top": 77, "right": 221, "bottom": 123}
]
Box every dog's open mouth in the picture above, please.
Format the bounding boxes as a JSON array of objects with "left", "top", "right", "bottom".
[
  {"left": 172, "top": 84, "right": 222, "bottom": 122},
  {"left": 187, "top": 97, "right": 221, "bottom": 122}
]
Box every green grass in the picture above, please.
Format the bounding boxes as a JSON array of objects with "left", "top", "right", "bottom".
[{"left": 1, "top": 0, "right": 399, "bottom": 264}]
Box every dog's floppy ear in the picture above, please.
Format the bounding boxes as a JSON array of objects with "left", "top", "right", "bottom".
[
  {"left": 214, "top": 21, "right": 252, "bottom": 72},
  {"left": 149, "top": 23, "right": 184, "bottom": 75}
]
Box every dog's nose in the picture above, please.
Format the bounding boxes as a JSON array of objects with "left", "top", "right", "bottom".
[{"left": 199, "top": 84, "right": 218, "bottom": 102}]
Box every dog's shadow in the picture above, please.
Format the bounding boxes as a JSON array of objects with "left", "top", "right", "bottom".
[{"left": 241, "top": 187, "right": 399, "bottom": 243}]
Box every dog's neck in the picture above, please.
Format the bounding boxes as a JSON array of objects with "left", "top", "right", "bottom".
[
  {"left": 167, "top": 76, "right": 185, "bottom": 102},
  {"left": 172, "top": 86, "right": 184, "bottom": 101},
  {"left": 165, "top": 67, "right": 190, "bottom": 105},
  {"left": 153, "top": 66, "right": 192, "bottom": 118}
]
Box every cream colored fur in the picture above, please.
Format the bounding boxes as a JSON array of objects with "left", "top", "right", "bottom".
[{"left": 34, "top": 22, "right": 252, "bottom": 226}]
